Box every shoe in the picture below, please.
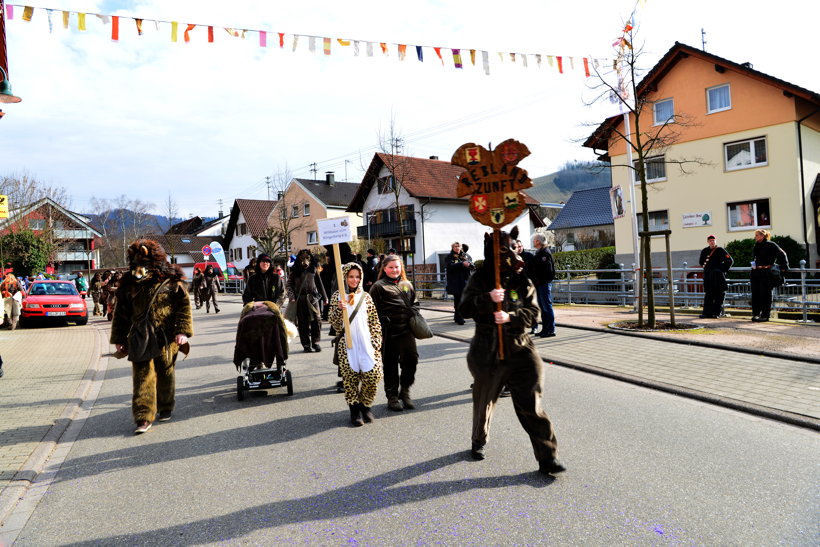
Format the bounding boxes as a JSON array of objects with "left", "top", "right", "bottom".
[
  {"left": 311, "top": 343, "right": 322, "bottom": 352},
  {"left": 470, "top": 442, "right": 486, "bottom": 461},
  {"left": 360, "top": 405, "right": 376, "bottom": 423},
  {"left": 303, "top": 345, "right": 313, "bottom": 353},
  {"left": 399, "top": 388, "right": 415, "bottom": 410},
  {"left": 499, "top": 386, "right": 511, "bottom": 398},
  {"left": 757, "top": 317, "right": 770, "bottom": 322},
  {"left": 349, "top": 404, "right": 364, "bottom": 427},
  {"left": 336, "top": 380, "right": 345, "bottom": 393},
  {"left": 538, "top": 459, "right": 566, "bottom": 475},
  {"left": 387, "top": 396, "right": 404, "bottom": 412},
  {"left": 215, "top": 308, "right": 220, "bottom": 314},
  {"left": 455, "top": 319, "right": 465, "bottom": 325},
  {"left": 698, "top": 314, "right": 708, "bottom": 319},
  {"left": 206, "top": 310, "right": 210, "bottom": 314},
  {"left": 134, "top": 421, "right": 152, "bottom": 434},
  {"left": 539, "top": 332, "right": 556, "bottom": 338},
  {"left": 158, "top": 411, "right": 172, "bottom": 422}
]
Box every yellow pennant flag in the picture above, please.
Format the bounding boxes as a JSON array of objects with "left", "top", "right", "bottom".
[
  {"left": 78, "top": 13, "right": 86, "bottom": 31},
  {"left": 171, "top": 21, "right": 178, "bottom": 42},
  {"left": 22, "top": 6, "right": 34, "bottom": 21},
  {"left": 62, "top": 11, "right": 69, "bottom": 29},
  {"left": 337, "top": 38, "right": 350, "bottom": 46}
]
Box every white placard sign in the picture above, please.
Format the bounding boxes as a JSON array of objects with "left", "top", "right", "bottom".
[
  {"left": 317, "top": 217, "right": 353, "bottom": 245},
  {"left": 682, "top": 212, "right": 712, "bottom": 228}
]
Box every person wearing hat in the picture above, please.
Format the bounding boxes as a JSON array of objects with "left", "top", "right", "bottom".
[
  {"left": 698, "top": 235, "right": 733, "bottom": 318},
  {"left": 242, "top": 254, "right": 286, "bottom": 306}
]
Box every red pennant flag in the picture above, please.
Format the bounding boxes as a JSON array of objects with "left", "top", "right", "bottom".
[
  {"left": 111, "top": 15, "right": 119, "bottom": 41},
  {"left": 583, "top": 57, "right": 590, "bottom": 77},
  {"left": 135, "top": 18, "right": 143, "bottom": 36},
  {"left": 208, "top": 26, "right": 214, "bottom": 43},
  {"left": 279, "top": 32, "right": 285, "bottom": 48},
  {"left": 434, "top": 47, "right": 444, "bottom": 65},
  {"left": 556, "top": 56, "right": 564, "bottom": 73},
  {"left": 184, "top": 24, "right": 196, "bottom": 43}
]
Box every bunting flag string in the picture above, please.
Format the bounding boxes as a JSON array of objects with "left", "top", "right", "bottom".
[{"left": 4, "top": 3, "right": 609, "bottom": 78}]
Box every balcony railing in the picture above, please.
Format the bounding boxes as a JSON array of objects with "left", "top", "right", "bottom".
[
  {"left": 56, "top": 250, "right": 94, "bottom": 262},
  {"left": 357, "top": 219, "right": 417, "bottom": 239}
]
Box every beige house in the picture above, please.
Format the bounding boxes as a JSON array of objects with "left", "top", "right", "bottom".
[
  {"left": 584, "top": 42, "right": 820, "bottom": 267},
  {"left": 269, "top": 172, "right": 361, "bottom": 253}
]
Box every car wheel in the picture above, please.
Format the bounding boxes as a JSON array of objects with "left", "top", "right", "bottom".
[
  {"left": 237, "top": 376, "right": 245, "bottom": 401},
  {"left": 75, "top": 316, "right": 89, "bottom": 326}
]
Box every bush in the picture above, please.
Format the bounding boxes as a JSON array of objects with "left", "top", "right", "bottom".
[
  {"left": 725, "top": 235, "right": 806, "bottom": 279},
  {"left": 554, "top": 246, "right": 616, "bottom": 279}
]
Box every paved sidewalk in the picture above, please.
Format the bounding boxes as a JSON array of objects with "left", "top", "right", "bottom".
[{"left": 422, "top": 301, "right": 820, "bottom": 429}]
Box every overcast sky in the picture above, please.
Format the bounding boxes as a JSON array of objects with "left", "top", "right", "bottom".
[{"left": 2, "top": 0, "right": 817, "bottom": 218}]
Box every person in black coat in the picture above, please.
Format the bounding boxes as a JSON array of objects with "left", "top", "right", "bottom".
[
  {"left": 750, "top": 229, "right": 789, "bottom": 322},
  {"left": 445, "top": 242, "right": 473, "bottom": 325},
  {"left": 242, "top": 254, "right": 285, "bottom": 307},
  {"left": 698, "top": 235, "right": 733, "bottom": 318}
]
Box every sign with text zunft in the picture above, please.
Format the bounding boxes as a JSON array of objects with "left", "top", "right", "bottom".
[
  {"left": 317, "top": 217, "right": 353, "bottom": 245},
  {"left": 0, "top": 195, "right": 8, "bottom": 219}
]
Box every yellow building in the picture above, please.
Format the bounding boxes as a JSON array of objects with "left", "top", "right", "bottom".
[{"left": 585, "top": 42, "right": 820, "bottom": 268}]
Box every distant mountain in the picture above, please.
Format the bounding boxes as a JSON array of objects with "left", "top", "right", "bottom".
[
  {"left": 527, "top": 161, "right": 610, "bottom": 204},
  {"left": 83, "top": 209, "right": 184, "bottom": 234}
]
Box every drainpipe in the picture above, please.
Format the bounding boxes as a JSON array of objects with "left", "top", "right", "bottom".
[
  {"left": 797, "top": 108, "right": 820, "bottom": 264},
  {"left": 420, "top": 197, "right": 432, "bottom": 268}
]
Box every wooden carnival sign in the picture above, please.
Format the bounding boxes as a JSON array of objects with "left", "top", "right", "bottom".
[{"left": 451, "top": 139, "right": 533, "bottom": 359}]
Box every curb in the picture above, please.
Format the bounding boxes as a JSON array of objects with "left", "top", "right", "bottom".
[
  {"left": 432, "top": 329, "right": 820, "bottom": 433},
  {"left": 0, "top": 323, "right": 110, "bottom": 530}
]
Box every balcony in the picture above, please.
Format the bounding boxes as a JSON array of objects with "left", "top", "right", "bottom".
[{"left": 357, "top": 219, "right": 417, "bottom": 239}]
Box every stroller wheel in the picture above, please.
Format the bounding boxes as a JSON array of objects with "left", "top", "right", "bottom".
[
  {"left": 285, "top": 370, "right": 294, "bottom": 396},
  {"left": 237, "top": 376, "right": 245, "bottom": 401}
]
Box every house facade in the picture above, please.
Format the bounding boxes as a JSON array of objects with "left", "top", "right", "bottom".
[
  {"left": 269, "top": 172, "right": 361, "bottom": 253},
  {"left": 548, "top": 186, "right": 614, "bottom": 251},
  {"left": 223, "top": 199, "right": 278, "bottom": 271},
  {"left": 0, "top": 197, "right": 101, "bottom": 275},
  {"left": 584, "top": 42, "right": 820, "bottom": 267},
  {"left": 347, "top": 153, "right": 542, "bottom": 274}
]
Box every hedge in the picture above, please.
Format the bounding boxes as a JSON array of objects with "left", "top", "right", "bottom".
[{"left": 554, "top": 246, "right": 616, "bottom": 279}]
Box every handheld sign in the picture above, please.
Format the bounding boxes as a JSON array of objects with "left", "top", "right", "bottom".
[
  {"left": 0, "top": 195, "right": 8, "bottom": 219},
  {"left": 451, "top": 139, "right": 534, "bottom": 359},
  {"left": 317, "top": 217, "right": 354, "bottom": 349},
  {"left": 209, "top": 241, "right": 228, "bottom": 281}
]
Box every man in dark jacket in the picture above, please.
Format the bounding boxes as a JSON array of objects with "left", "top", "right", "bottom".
[
  {"left": 445, "top": 242, "right": 472, "bottom": 325},
  {"left": 363, "top": 248, "right": 379, "bottom": 291},
  {"left": 698, "top": 235, "right": 733, "bottom": 318},
  {"left": 458, "top": 227, "right": 564, "bottom": 476},
  {"left": 242, "top": 254, "right": 286, "bottom": 307},
  {"left": 526, "top": 233, "right": 556, "bottom": 337}
]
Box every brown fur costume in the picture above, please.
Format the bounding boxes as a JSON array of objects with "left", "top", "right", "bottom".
[
  {"left": 286, "top": 249, "right": 328, "bottom": 350},
  {"left": 110, "top": 239, "right": 194, "bottom": 425}
]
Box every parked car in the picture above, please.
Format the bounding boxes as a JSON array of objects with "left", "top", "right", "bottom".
[
  {"left": 21, "top": 280, "right": 89, "bottom": 326},
  {"left": 193, "top": 262, "right": 243, "bottom": 284}
]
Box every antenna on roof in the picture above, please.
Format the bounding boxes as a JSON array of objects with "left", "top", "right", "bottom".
[
  {"left": 310, "top": 162, "right": 318, "bottom": 179},
  {"left": 217, "top": 198, "right": 224, "bottom": 218},
  {"left": 701, "top": 28, "right": 707, "bottom": 51},
  {"left": 265, "top": 176, "right": 272, "bottom": 200}
]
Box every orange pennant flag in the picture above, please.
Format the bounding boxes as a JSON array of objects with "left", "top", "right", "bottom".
[
  {"left": 184, "top": 24, "right": 195, "bottom": 42},
  {"left": 209, "top": 26, "right": 214, "bottom": 43},
  {"left": 279, "top": 33, "right": 285, "bottom": 48},
  {"left": 583, "top": 57, "right": 590, "bottom": 77},
  {"left": 556, "top": 56, "right": 563, "bottom": 73},
  {"left": 135, "top": 18, "right": 143, "bottom": 35},
  {"left": 380, "top": 42, "right": 388, "bottom": 55},
  {"left": 112, "top": 15, "right": 119, "bottom": 41},
  {"left": 337, "top": 38, "right": 350, "bottom": 46},
  {"left": 398, "top": 44, "right": 407, "bottom": 60},
  {"left": 434, "top": 47, "right": 444, "bottom": 65},
  {"left": 470, "top": 49, "right": 476, "bottom": 65}
]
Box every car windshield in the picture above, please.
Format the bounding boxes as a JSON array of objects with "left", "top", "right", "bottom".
[{"left": 30, "top": 283, "right": 78, "bottom": 296}]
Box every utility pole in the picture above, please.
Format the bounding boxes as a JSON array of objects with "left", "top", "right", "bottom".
[
  {"left": 344, "top": 159, "right": 351, "bottom": 182},
  {"left": 309, "top": 163, "right": 318, "bottom": 179},
  {"left": 701, "top": 28, "right": 707, "bottom": 51},
  {"left": 265, "top": 176, "right": 272, "bottom": 200},
  {"left": 217, "top": 198, "right": 224, "bottom": 218}
]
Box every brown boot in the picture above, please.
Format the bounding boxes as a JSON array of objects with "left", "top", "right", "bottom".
[
  {"left": 349, "top": 404, "right": 364, "bottom": 427},
  {"left": 386, "top": 394, "right": 404, "bottom": 412},
  {"left": 399, "top": 388, "right": 415, "bottom": 410},
  {"left": 360, "top": 404, "right": 376, "bottom": 423}
]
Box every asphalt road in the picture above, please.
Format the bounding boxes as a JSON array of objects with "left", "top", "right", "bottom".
[{"left": 12, "top": 296, "right": 820, "bottom": 546}]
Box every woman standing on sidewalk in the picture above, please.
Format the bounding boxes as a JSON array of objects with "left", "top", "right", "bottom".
[
  {"left": 329, "top": 262, "right": 383, "bottom": 426},
  {"left": 750, "top": 229, "right": 789, "bottom": 322},
  {"left": 369, "top": 254, "right": 419, "bottom": 411}
]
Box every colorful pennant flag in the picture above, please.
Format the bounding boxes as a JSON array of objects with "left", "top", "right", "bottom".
[
  {"left": 398, "top": 44, "right": 406, "bottom": 60},
  {"left": 324, "top": 37, "right": 331, "bottom": 55},
  {"left": 208, "top": 26, "right": 214, "bottom": 43},
  {"left": 22, "top": 6, "right": 33, "bottom": 21},
  {"left": 259, "top": 30, "right": 266, "bottom": 47},
  {"left": 62, "top": 11, "right": 68, "bottom": 29},
  {"left": 416, "top": 46, "right": 423, "bottom": 62},
  {"left": 111, "top": 15, "right": 119, "bottom": 41},
  {"left": 278, "top": 33, "right": 285, "bottom": 48},
  {"left": 135, "top": 18, "right": 143, "bottom": 35},
  {"left": 171, "top": 21, "right": 178, "bottom": 42},
  {"left": 434, "top": 47, "right": 443, "bottom": 65},
  {"left": 184, "top": 24, "right": 195, "bottom": 42},
  {"left": 452, "top": 49, "right": 462, "bottom": 69},
  {"left": 556, "top": 56, "right": 563, "bottom": 73},
  {"left": 78, "top": 13, "right": 86, "bottom": 31},
  {"left": 338, "top": 39, "right": 350, "bottom": 46}
]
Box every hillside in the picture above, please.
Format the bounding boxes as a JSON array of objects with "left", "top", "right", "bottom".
[{"left": 527, "top": 161, "right": 610, "bottom": 204}]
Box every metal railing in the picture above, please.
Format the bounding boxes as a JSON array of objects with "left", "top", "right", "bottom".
[{"left": 356, "top": 219, "right": 417, "bottom": 239}]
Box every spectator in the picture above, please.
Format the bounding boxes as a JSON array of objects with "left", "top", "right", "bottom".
[
  {"left": 74, "top": 271, "right": 89, "bottom": 297},
  {"left": 698, "top": 235, "right": 733, "bottom": 319},
  {"left": 445, "top": 242, "right": 472, "bottom": 325},
  {"left": 750, "top": 229, "right": 789, "bottom": 322},
  {"left": 363, "top": 248, "right": 379, "bottom": 291},
  {"left": 527, "top": 233, "right": 556, "bottom": 338},
  {"left": 243, "top": 258, "right": 257, "bottom": 284}
]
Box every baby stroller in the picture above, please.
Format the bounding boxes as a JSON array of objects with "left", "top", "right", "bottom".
[{"left": 233, "top": 301, "right": 293, "bottom": 401}]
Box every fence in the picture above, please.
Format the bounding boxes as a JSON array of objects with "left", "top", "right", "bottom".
[{"left": 411, "top": 261, "right": 820, "bottom": 321}]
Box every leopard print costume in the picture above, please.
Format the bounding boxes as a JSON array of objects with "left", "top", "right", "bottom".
[{"left": 328, "top": 263, "right": 383, "bottom": 407}]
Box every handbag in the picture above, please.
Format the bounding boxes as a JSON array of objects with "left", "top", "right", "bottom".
[
  {"left": 127, "top": 279, "right": 169, "bottom": 362},
  {"left": 399, "top": 286, "right": 433, "bottom": 340},
  {"left": 769, "top": 264, "right": 784, "bottom": 288}
]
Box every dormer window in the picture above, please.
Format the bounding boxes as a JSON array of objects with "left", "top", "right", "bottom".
[{"left": 653, "top": 98, "right": 674, "bottom": 126}]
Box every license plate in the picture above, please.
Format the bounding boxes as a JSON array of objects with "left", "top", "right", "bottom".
[{"left": 47, "top": 311, "right": 67, "bottom": 316}]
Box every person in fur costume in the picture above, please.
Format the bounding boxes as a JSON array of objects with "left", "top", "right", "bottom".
[
  {"left": 287, "top": 249, "right": 328, "bottom": 353},
  {"left": 458, "top": 226, "right": 565, "bottom": 475},
  {"left": 111, "top": 239, "right": 194, "bottom": 435},
  {"left": 328, "top": 262, "right": 383, "bottom": 426}
]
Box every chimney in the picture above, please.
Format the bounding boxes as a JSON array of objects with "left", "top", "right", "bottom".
[
  {"left": 325, "top": 171, "right": 335, "bottom": 186},
  {"left": 429, "top": 155, "right": 439, "bottom": 160},
  {"left": 277, "top": 191, "right": 284, "bottom": 200},
  {"left": 741, "top": 62, "right": 753, "bottom": 69}
]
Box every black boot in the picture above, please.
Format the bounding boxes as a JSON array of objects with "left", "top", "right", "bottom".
[
  {"left": 386, "top": 393, "right": 404, "bottom": 411},
  {"left": 470, "top": 441, "right": 486, "bottom": 460},
  {"left": 349, "top": 404, "right": 364, "bottom": 427},
  {"left": 360, "top": 404, "right": 376, "bottom": 423},
  {"left": 399, "top": 388, "right": 415, "bottom": 410}
]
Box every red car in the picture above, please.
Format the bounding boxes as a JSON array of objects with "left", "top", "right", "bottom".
[{"left": 21, "top": 280, "right": 89, "bottom": 326}]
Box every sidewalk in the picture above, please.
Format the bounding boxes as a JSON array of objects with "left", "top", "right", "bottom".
[{"left": 422, "top": 299, "right": 820, "bottom": 429}]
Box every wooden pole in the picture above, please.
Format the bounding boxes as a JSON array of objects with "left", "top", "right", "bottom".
[
  {"left": 332, "top": 243, "right": 353, "bottom": 348},
  {"left": 665, "top": 233, "right": 676, "bottom": 327},
  {"left": 493, "top": 229, "right": 504, "bottom": 360}
]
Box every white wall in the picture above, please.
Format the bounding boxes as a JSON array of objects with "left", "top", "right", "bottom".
[
  {"left": 227, "top": 211, "right": 258, "bottom": 270},
  {"left": 196, "top": 217, "right": 229, "bottom": 237}
]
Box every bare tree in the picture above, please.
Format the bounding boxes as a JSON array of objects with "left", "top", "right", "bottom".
[
  {"left": 585, "top": 19, "right": 706, "bottom": 327},
  {"left": 374, "top": 114, "right": 415, "bottom": 253},
  {"left": 265, "top": 165, "right": 305, "bottom": 257},
  {"left": 157, "top": 193, "right": 179, "bottom": 262},
  {"left": 0, "top": 170, "right": 71, "bottom": 211}
]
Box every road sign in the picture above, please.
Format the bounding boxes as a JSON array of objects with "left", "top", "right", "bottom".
[{"left": 202, "top": 245, "right": 212, "bottom": 256}]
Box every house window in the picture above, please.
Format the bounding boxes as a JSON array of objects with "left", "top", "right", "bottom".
[
  {"left": 725, "top": 137, "right": 767, "bottom": 171},
  {"left": 248, "top": 246, "right": 256, "bottom": 258},
  {"left": 633, "top": 155, "right": 667, "bottom": 183},
  {"left": 236, "top": 222, "right": 247, "bottom": 236},
  {"left": 303, "top": 203, "right": 310, "bottom": 216},
  {"left": 307, "top": 231, "right": 318, "bottom": 245},
  {"left": 728, "top": 199, "right": 770, "bottom": 230},
  {"left": 29, "top": 219, "right": 46, "bottom": 230},
  {"left": 707, "top": 84, "right": 731, "bottom": 113},
  {"left": 653, "top": 98, "right": 674, "bottom": 126},
  {"left": 229, "top": 249, "right": 234, "bottom": 261},
  {"left": 377, "top": 176, "right": 395, "bottom": 194},
  {"left": 292, "top": 205, "right": 300, "bottom": 218},
  {"left": 236, "top": 247, "right": 243, "bottom": 261},
  {"left": 636, "top": 210, "right": 670, "bottom": 232}
]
